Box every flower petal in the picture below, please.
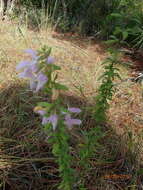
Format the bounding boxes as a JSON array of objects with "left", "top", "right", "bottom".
[
  {"left": 42, "top": 117, "right": 49, "bottom": 125},
  {"left": 64, "top": 114, "right": 81, "bottom": 129},
  {"left": 48, "top": 114, "right": 58, "bottom": 130},
  {"left": 36, "top": 73, "right": 48, "bottom": 91},
  {"left": 68, "top": 107, "right": 81, "bottom": 113},
  {"left": 47, "top": 56, "right": 55, "bottom": 64},
  {"left": 16, "top": 60, "right": 30, "bottom": 71},
  {"left": 29, "top": 80, "right": 37, "bottom": 90},
  {"left": 29, "top": 64, "right": 38, "bottom": 72},
  {"left": 41, "top": 114, "right": 58, "bottom": 130},
  {"left": 24, "top": 49, "right": 37, "bottom": 58},
  {"left": 70, "top": 119, "right": 81, "bottom": 125},
  {"left": 37, "top": 73, "right": 48, "bottom": 81},
  {"left": 18, "top": 68, "right": 35, "bottom": 79},
  {"left": 36, "top": 110, "right": 46, "bottom": 116}
]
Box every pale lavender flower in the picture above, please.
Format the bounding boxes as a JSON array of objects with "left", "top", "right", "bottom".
[
  {"left": 17, "top": 60, "right": 48, "bottom": 91},
  {"left": 64, "top": 114, "right": 81, "bottom": 129},
  {"left": 30, "top": 62, "right": 39, "bottom": 72},
  {"left": 68, "top": 107, "right": 81, "bottom": 113},
  {"left": 30, "top": 80, "right": 37, "bottom": 91},
  {"left": 47, "top": 56, "right": 55, "bottom": 64},
  {"left": 35, "top": 73, "right": 48, "bottom": 92},
  {"left": 42, "top": 117, "right": 49, "bottom": 125},
  {"left": 35, "top": 109, "right": 46, "bottom": 116},
  {"left": 24, "top": 49, "right": 37, "bottom": 59},
  {"left": 28, "top": 72, "right": 48, "bottom": 92},
  {"left": 42, "top": 114, "right": 58, "bottom": 130},
  {"left": 16, "top": 60, "right": 31, "bottom": 71},
  {"left": 16, "top": 59, "right": 38, "bottom": 73},
  {"left": 18, "top": 68, "right": 35, "bottom": 79}
]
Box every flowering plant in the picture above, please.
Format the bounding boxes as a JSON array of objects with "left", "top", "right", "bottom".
[{"left": 16, "top": 46, "right": 82, "bottom": 190}]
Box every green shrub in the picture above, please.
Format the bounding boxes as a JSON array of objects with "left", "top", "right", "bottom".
[{"left": 18, "top": 0, "right": 143, "bottom": 48}]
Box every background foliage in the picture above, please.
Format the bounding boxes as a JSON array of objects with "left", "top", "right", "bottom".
[{"left": 18, "top": 0, "right": 143, "bottom": 48}]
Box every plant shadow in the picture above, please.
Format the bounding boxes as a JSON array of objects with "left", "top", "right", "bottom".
[
  {"left": 51, "top": 31, "right": 106, "bottom": 55},
  {"left": 0, "top": 82, "right": 142, "bottom": 190}
]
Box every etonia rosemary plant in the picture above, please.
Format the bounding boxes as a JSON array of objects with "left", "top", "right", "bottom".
[{"left": 16, "top": 45, "right": 82, "bottom": 190}]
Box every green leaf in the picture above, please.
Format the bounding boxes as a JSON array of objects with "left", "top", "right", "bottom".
[
  {"left": 137, "top": 168, "right": 143, "bottom": 175},
  {"left": 114, "top": 27, "right": 122, "bottom": 35},
  {"left": 52, "top": 143, "right": 60, "bottom": 155},
  {"left": 110, "top": 35, "right": 118, "bottom": 40},
  {"left": 60, "top": 107, "right": 68, "bottom": 113},
  {"left": 110, "top": 13, "right": 122, "bottom": 18},
  {"left": 105, "top": 39, "right": 119, "bottom": 45},
  {"left": 43, "top": 123, "right": 52, "bottom": 131},
  {"left": 122, "top": 31, "right": 128, "bottom": 40},
  {"left": 54, "top": 83, "right": 68, "bottom": 90},
  {"left": 52, "top": 64, "right": 61, "bottom": 71},
  {"left": 38, "top": 102, "right": 53, "bottom": 108}
]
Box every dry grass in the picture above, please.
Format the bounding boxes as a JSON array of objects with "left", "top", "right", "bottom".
[
  {"left": 0, "top": 20, "right": 106, "bottom": 94},
  {"left": 0, "top": 19, "right": 143, "bottom": 189}
]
